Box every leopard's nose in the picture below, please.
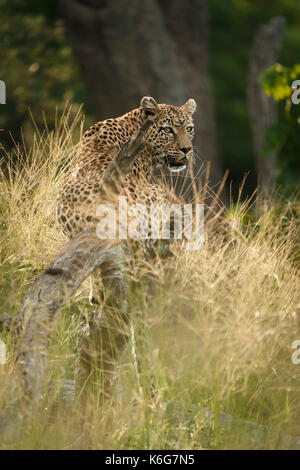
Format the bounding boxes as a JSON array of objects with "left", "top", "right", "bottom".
[{"left": 180, "top": 146, "right": 191, "bottom": 154}]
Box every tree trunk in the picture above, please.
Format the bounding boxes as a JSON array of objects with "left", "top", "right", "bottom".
[
  {"left": 248, "top": 16, "right": 286, "bottom": 196},
  {"left": 58, "top": 0, "right": 225, "bottom": 198}
]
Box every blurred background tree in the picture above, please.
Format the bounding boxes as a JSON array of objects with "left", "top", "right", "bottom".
[
  {"left": 210, "top": 0, "right": 300, "bottom": 197},
  {"left": 0, "top": 0, "right": 299, "bottom": 200},
  {"left": 263, "top": 63, "right": 300, "bottom": 192},
  {"left": 0, "top": 0, "right": 87, "bottom": 147}
]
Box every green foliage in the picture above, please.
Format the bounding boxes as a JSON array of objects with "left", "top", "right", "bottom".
[
  {"left": 262, "top": 63, "right": 300, "bottom": 191},
  {"left": 263, "top": 63, "right": 300, "bottom": 100},
  {"left": 262, "top": 64, "right": 291, "bottom": 100},
  {"left": 0, "top": 0, "right": 87, "bottom": 149},
  {"left": 210, "top": 0, "right": 300, "bottom": 196}
]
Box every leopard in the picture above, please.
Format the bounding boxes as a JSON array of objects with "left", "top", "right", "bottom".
[
  {"left": 56, "top": 96, "right": 197, "bottom": 399},
  {"left": 57, "top": 96, "right": 196, "bottom": 238}
]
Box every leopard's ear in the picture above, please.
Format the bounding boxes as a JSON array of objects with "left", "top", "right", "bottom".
[
  {"left": 182, "top": 99, "right": 196, "bottom": 116},
  {"left": 140, "top": 96, "right": 159, "bottom": 115}
]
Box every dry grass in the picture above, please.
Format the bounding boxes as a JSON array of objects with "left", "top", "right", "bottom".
[{"left": 0, "top": 111, "right": 299, "bottom": 449}]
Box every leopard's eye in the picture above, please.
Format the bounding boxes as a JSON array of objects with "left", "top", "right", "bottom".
[
  {"left": 162, "top": 126, "right": 173, "bottom": 134},
  {"left": 186, "top": 126, "right": 194, "bottom": 133}
]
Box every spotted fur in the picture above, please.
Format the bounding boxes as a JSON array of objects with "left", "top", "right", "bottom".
[{"left": 57, "top": 97, "right": 196, "bottom": 238}]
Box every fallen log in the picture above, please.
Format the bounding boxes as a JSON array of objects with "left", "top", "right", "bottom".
[{"left": 0, "top": 109, "right": 158, "bottom": 434}]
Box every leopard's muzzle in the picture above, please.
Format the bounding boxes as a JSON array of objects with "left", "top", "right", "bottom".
[{"left": 165, "top": 155, "right": 189, "bottom": 172}]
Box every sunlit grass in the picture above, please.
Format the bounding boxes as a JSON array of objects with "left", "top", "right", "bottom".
[{"left": 0, "top": 110, "right": 299, "bottom": 449}]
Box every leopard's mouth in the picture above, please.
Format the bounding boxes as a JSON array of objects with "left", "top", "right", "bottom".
[{"left": 165, "top": 155, "right": 188, "bottom": 172}]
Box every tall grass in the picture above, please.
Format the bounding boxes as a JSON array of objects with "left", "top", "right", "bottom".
[{"left": 0, "top": 111, "right": 299, "bottom": 449}]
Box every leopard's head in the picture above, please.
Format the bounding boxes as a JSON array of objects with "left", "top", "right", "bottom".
[{"left": 140, "top": 96, "right": 196, "bottom": 172}]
